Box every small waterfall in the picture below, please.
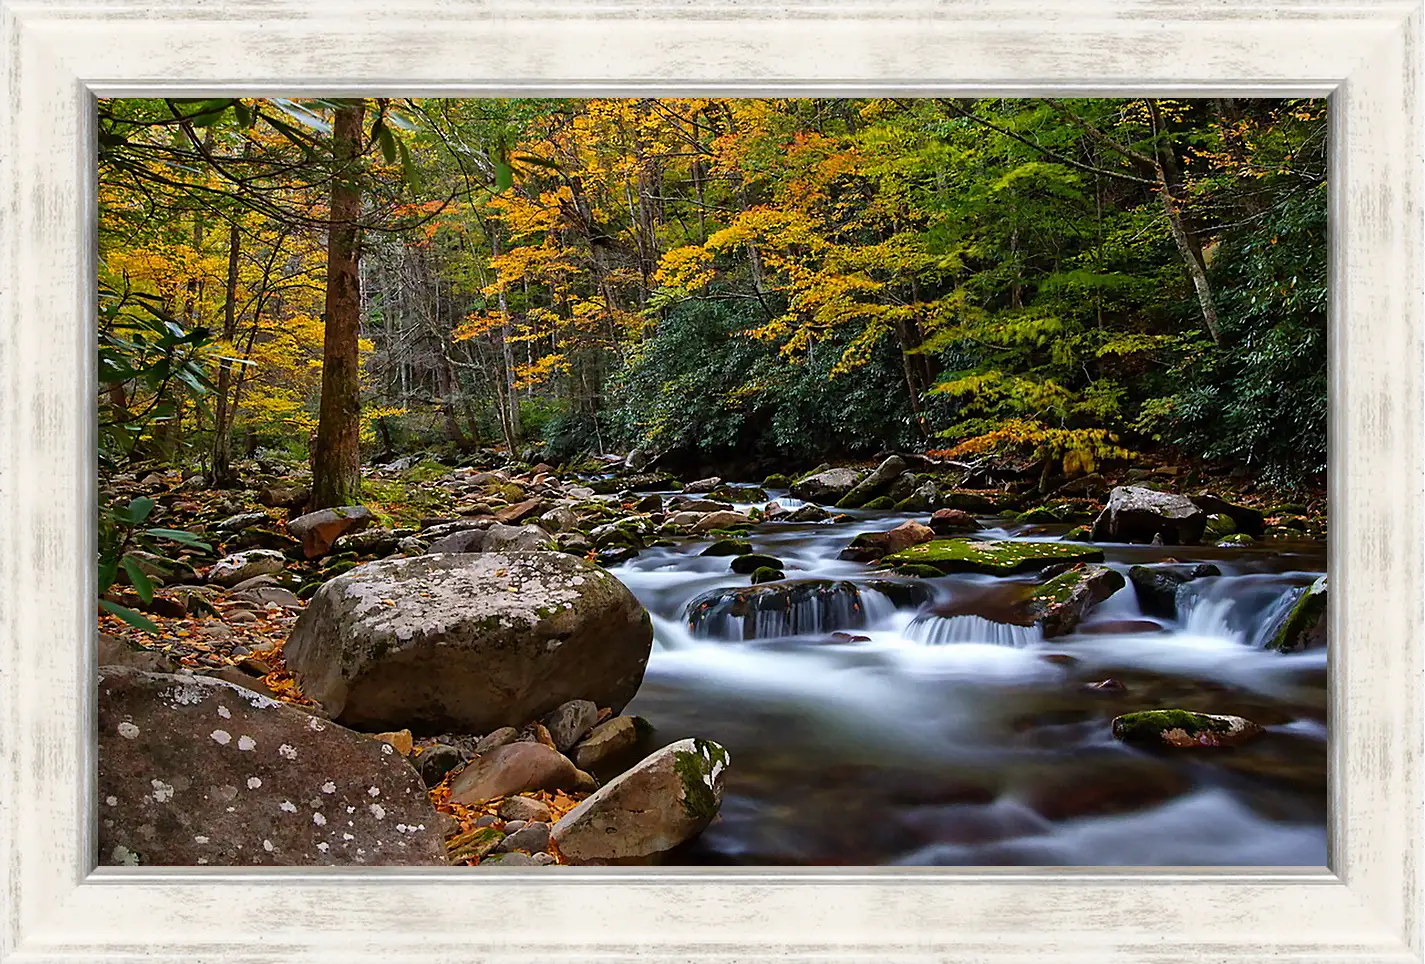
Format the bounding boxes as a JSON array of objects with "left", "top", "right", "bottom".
[
  {"left": 905, "top": 613, "right": 1043, "bottom": 647},
  {"left": 1246, "top": 585, "right": 1307, "bottom": 650},
  {"left": 685, "top": 580, "right": 882, "bottom": 640}
]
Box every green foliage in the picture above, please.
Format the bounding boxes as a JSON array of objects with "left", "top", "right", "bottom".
[
  {"left": 1147, "top": 178, "right": 1327, "bottom": 482},
  {"left": 607, "top": 300, "right": 919, "bottom": 463},
  {"left": 98, "top": 496, "right": 211, "bottom": 633}
]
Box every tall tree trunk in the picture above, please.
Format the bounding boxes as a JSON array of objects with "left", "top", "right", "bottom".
[
  {"left": 312, "top": 100, "right": 366, "bottom": 509},
  {"left": 208, "top": 220, "right": 242, "bottom": 487},
  {"left": 1146, "top": 100, "right": 1221, "bottom": 345}
]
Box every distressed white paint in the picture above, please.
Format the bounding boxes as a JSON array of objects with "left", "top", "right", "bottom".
[{"left": 0, "top": 0, "right": 1420, "bottom": 961}]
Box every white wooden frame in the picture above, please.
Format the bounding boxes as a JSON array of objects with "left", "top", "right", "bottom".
[{"left": 0, "top": 0, "right": 1419, "bottom": 960}]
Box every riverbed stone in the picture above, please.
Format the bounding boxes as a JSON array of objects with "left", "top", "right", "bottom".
[
  {"left": 1111, "top": 709, "right": 1264, "bottom": 748},
  {"left": 701, "top": 538, "right": 752, "bottom": 557},
  {"left": 835, "top": 456, "right": 907, "bottom": 508},
  {"left": 1128, "top": 563, "right": 1221, "bottom": 619},
  {"left": 1189, "top": 493, "right": 1266, "bottom": 537},
  {"left": 692, "top": 511, "right": 753, "bottom": 533},
  {"left": 1266, "top": 576, "right": 1327, "bottom": 653},
  {"left": 542, "top": 699, "right": 600, "bottom": 752},
  {"left": 881, "top": 539, "right": 1104, "bottom": 576},
  {"left": 207, "top": 549, "right": 286, "bottom": 587},
  {"left": 284, "top": 552, "right": 654, "bottom": 733},
  {"left": 287, "top": 505, "right": 374, "bottom": 558},
  {"left": 551, "top": 738, "right": 729, "bottom": 865},
  {"left": 1023, "top": 564, "right": 1126, "bottom": 637},
  {"left": 96, "top": 667, "right": 444, "bottom": 866},
  {"left": 426, "top": 522, "right": 554, "bottom": 555},
  {"left": 499, "top": 795, "right": 554, "bottom": 823},
  {"left": 928, "top": 509, "right": 981, "bottom": 534},
  {"left": 730, "top": 552, "right": 784, "bottom": 574},
  {"left": 1091, "top": 486, "right": 1207, "bottom": 545},
  {"left": 494, "top": 821, "right": 550, "bottom": 854},
  {"left": 448, "top": 741, "right": 585, "bottom": 805},
  {"left": 573, "top": 715, "right": 647, "bottom": 771},
  {"left": 790, "top": 467, "right": 865, "bottom": 503}
]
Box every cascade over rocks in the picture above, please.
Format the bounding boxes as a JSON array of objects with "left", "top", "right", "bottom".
[
  {"left": 1128, "top": 563, "right": 1222, "bottom": 619},
  {"left": 685, "top": 579, "right": 885, "bottom": 639},
  {"left": 1091, "top": 486, "right": 1208, "bottom": 545},
  {"left": 551, "top": 738, "right": 729, "bottom": 865},
  {"left": 1266, "top": 576, "right": 1327, "bottom": 652},
  {"left": 284, "top": 552, "right": 653, "bottom": 733},
  {"left": 97, "top": 667, "right": 444, "bottom": 866}
]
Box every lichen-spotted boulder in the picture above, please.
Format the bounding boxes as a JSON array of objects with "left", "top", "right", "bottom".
[
  {"left": 284, "top": 552, "right": 653, "bottom": 733},
  {"left": 97, "top": 667, "right": 444, "bottom": 867},
  {"left": 550, "top": 738, "right": 729, "bottom": 865},
  {"left": 790, "top": 467, "right": 865, "bottom": 503}
]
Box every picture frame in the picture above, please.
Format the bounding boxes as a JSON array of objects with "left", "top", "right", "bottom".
[{"left": 0, "top": 0, "right": 1419, "bottom": 959}]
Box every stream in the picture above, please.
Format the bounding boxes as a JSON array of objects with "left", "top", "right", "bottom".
[{"left": 611, "top": 490, "right": 1328, "bottom": 867}]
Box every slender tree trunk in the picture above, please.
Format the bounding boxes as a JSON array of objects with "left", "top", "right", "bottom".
[
  {"left": 312, "top": 100, "right": 366, "bottom": 509},
  {"left": 1147, "top": 100, "right": 1221, "bottom": 345},
  {"left": 208, "top": 220, "right": 242, "bottom": 487}
]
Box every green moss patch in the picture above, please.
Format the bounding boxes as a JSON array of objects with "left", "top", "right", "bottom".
[
  {"left": 1267, "top": 576, "right": 1327, "bottom": 652},
  {"left": 882, "top": 538, "right": 1104, "bottom": 575},
  {"left": 673, "top": 739, "right": 729, "bottom": 822},
  {"left": 1111, "top": 708, "right": 1263, "bottom": 748}
]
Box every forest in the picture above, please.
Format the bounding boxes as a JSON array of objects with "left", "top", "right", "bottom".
[
  {"left": 99, "top": 96, "right": 1326, "bottom": 497},
  {"left": 95, "top": 97, "right": 1329, "bottom": 870}
]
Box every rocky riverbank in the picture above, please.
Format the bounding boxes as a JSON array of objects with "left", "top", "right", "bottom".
[{"left": 97, "top": 449, "right": 1326, "bottom": 866}]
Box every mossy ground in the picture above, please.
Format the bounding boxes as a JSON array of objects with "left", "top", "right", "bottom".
[
  {"left": 882, "top": 539, "right": 1104, "bottom": 575},
  {"left": 361, "top": 477, "right": 451, "bottom": 529}
]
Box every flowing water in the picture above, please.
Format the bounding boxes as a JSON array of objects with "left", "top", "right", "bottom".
[{"left": 610, "top": 491, "right": 1328, "bottom": 867}]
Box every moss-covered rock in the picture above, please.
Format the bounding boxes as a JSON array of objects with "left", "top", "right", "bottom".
[
  {"left": 762, "top": 473, "right": 792, "bottom": 489},
  {"left": 749, "top": 566, "right": 784, "bottom": 585},
  {"left": 1111, "top": 709, "right": 1264, "bottom": 748},
  {"left": 890, "top": 563, "right": 945, "bottom": 579},
  {"left": 1266, "top": 576, "right": 1327, "bottom": 653},
  {"left": 1062, "top": 525, "right": 1093, "bottom": 542},
  {"left": 1217, "top": 533, "right": 1256, "bottom": 547},
  {"left": 1023, "top": 564, "right": 1126, "bottom": 637},
  {"left": 550, "top": 738, "right": 728, "bottom": 865},
  {"left": 701, "top": 539, "right": 753, "bottom": 557},
  {"left": 1203, "top": 513, "right": 1237, "bottom": 540},
  {"left": 881, "top": 538, "right": 1104, "bottom": 576},
  {"left": 1016, "top": 505, "right": 1061, "bottom": 524},
  {"left": 860, "top": 496, "right": 895, "bottom": 510}
]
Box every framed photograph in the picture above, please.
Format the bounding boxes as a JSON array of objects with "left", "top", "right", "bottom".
[{"left": 1, "top": 0, "right": 1420, "bottom": 960}]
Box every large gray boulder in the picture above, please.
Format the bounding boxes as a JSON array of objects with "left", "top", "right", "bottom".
[
  {"left": 425, "top": 523, "right": 554, "bottom": 555},
  {"left": 835, "top": 455, "right": 907, "bottom": 508},
  {"left": 790, "top": 467, "right": 865, "bottom": 503},
  {"left": 284, "top": 552, "right": 654, "bottom": 733},
  {"left": 1091, "top": 486, "right": 1207, "bottom": 545},
  {"left": 97, "top": 667, "right": 444, "bottom": 866},
  {"left": 550, "top": 738, "right": 729, "bottom": 865}
]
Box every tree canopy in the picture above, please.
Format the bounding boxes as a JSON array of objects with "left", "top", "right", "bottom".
[{"left": 97, "top": 96, "right": 1327, "bottom": 489}]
